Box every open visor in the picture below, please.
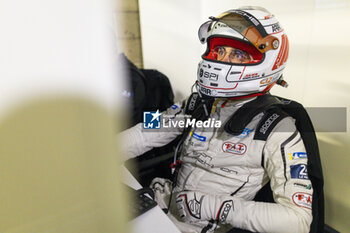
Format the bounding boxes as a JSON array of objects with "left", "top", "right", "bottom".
[
  {"left": 198, "top": 10, "right": 280, "bottom": 53},
  {"left": 204, "top": 37, "right": 264, "bottom": 64}
]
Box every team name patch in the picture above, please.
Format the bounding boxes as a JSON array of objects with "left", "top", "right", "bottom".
[
  {"left": 222, "top": 142, "right": 247, "bottom": 155},
  {"left": 292, "top": 192, "right": 312, "bottom": 209}
]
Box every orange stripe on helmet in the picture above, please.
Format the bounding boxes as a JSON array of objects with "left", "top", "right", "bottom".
[
  {"left": 279, "top": 35, "right": 289, "bottom": 67},
  {"left": 282, "top": 36, "right": 289, "bottom": 64},
  {"left": 272, "top": 34, "right": 288, "bottom": 70}
]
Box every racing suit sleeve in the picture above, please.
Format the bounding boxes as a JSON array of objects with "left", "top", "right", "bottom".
[
  {"left": 226, "top": 117, "right": 313, "bottom": 233},
  {"left": 118, "top": 103, "right": 185, "bottom": 161}
]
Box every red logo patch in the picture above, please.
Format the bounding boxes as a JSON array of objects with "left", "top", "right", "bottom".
[
  {"left": 292, "top": 192, "right": 312, "bottom": 209},
  {"left": 222, "top": 142, "right": 247, "bottom": 155}
]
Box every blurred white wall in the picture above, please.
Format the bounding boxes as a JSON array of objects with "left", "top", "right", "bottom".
[
  {"left": 0, "top": 0, "right": 122, "bottom": 116},
  {"left": 139, "top": 0, "right": 350, "bottom": 231},
  {"left": 139, "top": 0, "right": 202, "bottom": 101},
  {"left": 0, "top": 0, "right": 129, "bottom": 232}
]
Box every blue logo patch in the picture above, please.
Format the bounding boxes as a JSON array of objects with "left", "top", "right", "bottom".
[
  {"left": 143, "top": 110, "right": 161, "bottom": 129},
  {"left": 289, "top": 152, "right": 307, "bottom": 160},
  {"left": 191, "top": 132, "right": 206, "bottom": 142},
  {"left": 171, "top": 104, "right": 179, "bottom": 110},
  {"left": 290, "top": 164, "right": 309, "bottom": 180},
  {"left": 237, "top": 128, "right": 253, "bottom": 138}
]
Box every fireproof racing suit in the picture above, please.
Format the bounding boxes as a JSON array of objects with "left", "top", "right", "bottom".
[{"left": 120, "top": 96, "right": 313, "bottom": 233}]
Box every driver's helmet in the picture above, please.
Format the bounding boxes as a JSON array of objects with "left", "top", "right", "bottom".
[{"left": 197, "top": 6, "right": 289, "bottom": 98}]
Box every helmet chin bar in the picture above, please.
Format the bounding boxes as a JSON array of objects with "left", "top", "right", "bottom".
[
  {"left": 195, "top": 81, "right": 215, "bottom": 99},
  {"left": 196, "top": 58, "right": 285, "bottom": 99},
  {"left": 196, "top": 80, "right": 252, "bottom": 99},
  {"left": 196, "top": 80, "right": 267, "bottom": 101}
]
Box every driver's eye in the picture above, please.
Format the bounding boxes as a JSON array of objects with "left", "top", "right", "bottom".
[
  {"left": 232, "top": 50, "right": 245, "bottom": 59},
  {"left": 217, "top": 47, "right": 226, "bottom": 57}
]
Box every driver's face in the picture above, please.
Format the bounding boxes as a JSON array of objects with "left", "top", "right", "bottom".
[{"left": 212, "top": 46, "right": 253, "bottom": 63}]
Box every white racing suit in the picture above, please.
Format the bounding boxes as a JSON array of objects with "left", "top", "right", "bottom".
[{"left": 120, "top": 96, "right": 313, "bottom": 233}]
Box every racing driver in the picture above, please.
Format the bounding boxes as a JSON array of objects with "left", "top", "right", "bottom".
[{"left": 120, "top": 6, "right": 315, "bottom": 233}]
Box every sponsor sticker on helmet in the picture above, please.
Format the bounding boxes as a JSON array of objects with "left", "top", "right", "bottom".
[
  {"left": 271, "top": 22, "right": 282, "bottom": 33},
  {"left": 260, "top": 77, "right": 273, "bottom": 85},
  {"left": 292, "top": 192, "right": 312, "bottom": 209},
  {"left": 222, "top": 142, "right": 247, "bottom": 155},
  {"left": 199, "top": 85, "right": 218, "bottom": 96},
  {"left": 243, "top": 73, "right": 258, "bottom": 79},
  {"left": 199, "top": 68, "right": 204, "bottom": 77}
]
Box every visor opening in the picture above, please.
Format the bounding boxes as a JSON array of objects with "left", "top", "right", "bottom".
[{"left": 205, "top": 37, "right": 263, "bottom": 64}]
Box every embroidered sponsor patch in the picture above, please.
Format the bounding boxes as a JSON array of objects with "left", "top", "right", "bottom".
[
  {"left": 236, "top": 128, "right": 253, "bottom": 138},
  {"left": 217, "top": 200, "right": 233, "bottom": 223},
  {"left": 289, "top": 152, "right": 307, "bottom": 160},
  {"left": 293, "top": 183, "right": 312, "bottom": 190},
  {"left": 292, "top": 192, "right": 312, "bottom": 209},
  {"left": 188, "top": 94, "right": 198, "bottom": 111},
  {"left": 190, "top": 132, "right": 207, "bottom": 142},
  {"left": 259, "top": 113, "right": 280, "bottom": 135},
  {"left": 195, "top": 152, "right": 214, "bottom": 168},
  {"left": 176, "top": 193, "right": 202, "bottom": 219},
  {"left": 220, "top": 167, "right": 238, "bottom": 175},
  {"left": 290, "top": 164, "right": 309, "bottom": 180},
  {"left": 222, "top": 142, "right": 247, "bottom": 155},
  {"left": 171, "top": 104, "right": 179, "bottom": 110}
]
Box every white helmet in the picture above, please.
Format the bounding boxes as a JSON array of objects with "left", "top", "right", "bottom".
[{"left": 197, "top": 6, "right": 289, "bottom": 98}]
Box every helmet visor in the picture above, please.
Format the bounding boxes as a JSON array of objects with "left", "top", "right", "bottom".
[
  {"left": 199, "top": 10, "right": 280, "bottom": 53},
  {"left": 198, "top": 20, "right": 212, "bottom": 44}
]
